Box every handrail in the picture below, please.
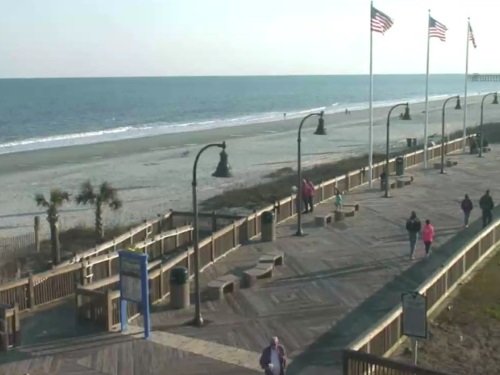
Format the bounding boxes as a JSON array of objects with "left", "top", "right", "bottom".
[{"left": 349, "top": 215, "right": 499, "bottom": 352}]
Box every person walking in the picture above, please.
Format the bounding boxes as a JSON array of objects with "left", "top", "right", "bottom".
[
  {"left": 422, "top": 219, "right": 435, "bottom": 257},
  {"left": 301, "top": 179, "right": 312, "bottom": 213},
  {"left": 334, "top": 189, "right": 343, "bottom": 211},
  {"left": 406, "top": 211, "right": 421, "bottom": 260},
  {"left": 461, "top": 194, "right": 473, "bottom": 228},
  {"left": 306, "top": 179, "right": 316, "bottom": 213},
  {"left": 479, "top": 190, "right": 494, "bottom": 228},
  {"left": 259, "top": 336, "right": 287, "bottom": 375}
]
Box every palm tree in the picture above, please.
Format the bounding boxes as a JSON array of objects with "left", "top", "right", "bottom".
[
  {"left": 75, "top": 181, "right": 122, "bottom": 242},
  {"left": 35, "top": 189, "right": 70, "bottom": 265}
]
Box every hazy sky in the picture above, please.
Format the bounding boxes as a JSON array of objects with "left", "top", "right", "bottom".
[{"left": 1, "top": 0, "right": 498, "bottom": 78}]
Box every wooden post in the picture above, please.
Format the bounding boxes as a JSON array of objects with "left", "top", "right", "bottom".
[
  {"left": 211, "top": 211, "right": 217, "bottom": 233},
  {"left": 28, "top": 273, "right": 35, "bottom": 309},
  {"left": 233, "top": 221, "right": 237, "bottom": 247},
  {"left": 105, "top": 289, "right": 114, "bottom": 332},
  {"left": 34, "top": 216, "right": 40, "bottom": 253},
  {"left": 107, "top": 256, "right": 113, "bottom": 277},
  {"left": 157, "top": 213, "right": 163, "bottom": 233},
  {"left": 345, "top": 173, "right": 350, "bottom": 192},
  {"left": 211, "top": 235, "right": 215, "bottom": 262},
  {"left": 160, "top": 237, "right": 165, "bottom": 256},
  {"left": 159, "top": 267, "right": 165, "bottom": 298},
  {"left": 113, "top": 238, "right": 117, "bottom": 252},
  {"left": 320, "top": 182, "right": 325, "bottom": 202},
  {"left": 253, "top": 210, "right": 257, "bottom": 235},
  {"left": 175, "top": 231, "right": 179, "bottom": 248},
  {"left": 13, "top": 304, "right": 20, "bottom": 347}
]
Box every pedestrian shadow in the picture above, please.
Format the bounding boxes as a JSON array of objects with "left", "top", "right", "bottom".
[{"left": 286, "top": 215, "right": 488, "bottom": 375}]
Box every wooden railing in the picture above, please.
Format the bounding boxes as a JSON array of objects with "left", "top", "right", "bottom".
[
  {"left": 0, "top": 303, "right": 20, "bottom": 351},
  {"left": 343, "top": 350, "right": 450, "bottom": 375},
  {"left": 74, "top": 136, "right": 472, "bottom": 330},
  {"left": 59, "top": 211, "right": 175, "bottom": 267},
  {"left": 0, "top": 222, "right": 192, "bottom": 313},
  {"left": 347, "top": 218, "right": 500, "bottom": 358}
]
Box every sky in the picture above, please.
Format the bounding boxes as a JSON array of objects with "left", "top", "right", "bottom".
[{"left": 0, "top": 0, "right": 499, "bottom": 78}]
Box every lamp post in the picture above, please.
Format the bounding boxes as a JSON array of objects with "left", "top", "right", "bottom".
[
  {"left": 440, "top": 95, "right": 461, "bottom": 174},
  {"left": 192, "top": 141, "right": 231, "bottom": 326},
  {"left": 296, "top": 111, "right": 326, "bottom": 236},
  {"left": 478, "top": 92, "right": 498, "bottom": 157},
  {"left": 384, "top": 103, "right": 411, "bottom": 198}
]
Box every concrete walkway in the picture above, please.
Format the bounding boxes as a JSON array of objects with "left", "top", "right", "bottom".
[{"left": 1, "top": 147, "right": 499, "bottom": 375}]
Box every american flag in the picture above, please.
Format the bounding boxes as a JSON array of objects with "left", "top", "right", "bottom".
[
  {"left": 429, "top": 16, "right": 447, "bottom": 41},
  {"left": 371, "top": 5, "right": 393, "bottom": 34},
  {"left": 469, "top": 23, "right": 477, "bottom": 48}
]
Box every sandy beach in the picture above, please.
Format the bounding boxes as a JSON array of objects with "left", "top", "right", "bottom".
[{"left": 0, "top": 94, "right": 493, "bottom": 237}]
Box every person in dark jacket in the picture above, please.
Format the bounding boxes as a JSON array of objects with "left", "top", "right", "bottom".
[
  {"left": 461, "top": 194, "right": 473, "bottom": 228},
  {"left": 259, "top": 337, "right": 287, "bottom": 375},
  {"left": 479, "top": 190, "right": 494, "bottom": 228},
  {"left": 406, "top": 211, "right": 421, "bottom": 260}
]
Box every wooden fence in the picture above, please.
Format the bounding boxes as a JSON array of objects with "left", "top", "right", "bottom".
[
  {"left": 347, "top": 219, "right": 500, "bottom": 358},
  {"left": 0, "top": 222, "right": 192, "bottom": 313},
  {"left": 342, "top": 350, "right": 450, "bottom": 375},
  {"left": 74, "top": 136, "right": 472, "bottom": 330}
]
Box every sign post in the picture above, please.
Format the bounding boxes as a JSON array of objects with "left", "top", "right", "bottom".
[
  {"left": 401, "top": 291, "right": 427, "bottom": 366},
  {"left": 119, "top": 250, "right": 150, "bottom": 339}
]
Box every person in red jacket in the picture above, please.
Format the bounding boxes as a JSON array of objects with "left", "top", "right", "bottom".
[
  {"left": 259, "top": 336, "right": 287, "bottom": 375},
  {"left": 301, "top": 179, "right": 312, "bottom": 213},
  {"left": 422, "top": 219, "right": 435, "bottom": 257}
]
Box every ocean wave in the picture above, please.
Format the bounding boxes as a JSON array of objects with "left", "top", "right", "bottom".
[{"left": 0, "top": 91, "right": 487, "bottom": 155}]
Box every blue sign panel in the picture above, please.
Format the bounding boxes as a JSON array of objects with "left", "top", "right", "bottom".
[{"left": 119, "top": 250, "right": 150, "bottom": 339}]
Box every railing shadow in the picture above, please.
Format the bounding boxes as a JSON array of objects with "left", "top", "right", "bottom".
[{"left": 287, "top": 213, "right": 490, "bottom": 375}]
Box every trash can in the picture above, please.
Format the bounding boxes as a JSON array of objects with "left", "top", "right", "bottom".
[
  {"left": 170, "top": 267, "right": 190, "bottom": 309},
  {"left": 261, "top": 211, "right": 276, "bottom": 242},
  {"left": 395, "top": 156, "right": 405, "bottom": 176}
]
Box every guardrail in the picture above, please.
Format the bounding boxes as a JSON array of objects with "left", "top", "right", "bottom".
[
  {"left": 342, "top": 349, "right": 450, "bottom": 375},
  {"left": 74, "top": 136, "right": 472, "bottom": 330},
  {"left": 348, "top": 218, "right": 500, "bottom": 358},
  {"left": 0, "top": 222, "right": 192, "bottom": 313}
]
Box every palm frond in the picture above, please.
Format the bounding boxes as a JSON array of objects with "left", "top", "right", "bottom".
[
  {"left": 50, "top": 189, "right": 71, "bottom": 207},
  {"left": 35, "top": 193, "right": 49, "bottom": 208},
  {"left": 109, "top": 198, "right": 122, "bottom": 210},
  {"left": 76, "top": 180, "right": 96, "bottom": 205},
  {"left": 99, "top": 182, "right": 119, "bottom": 203}
]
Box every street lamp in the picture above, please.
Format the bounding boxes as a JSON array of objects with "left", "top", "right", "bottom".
[
  {"left": 440, "top": 95, "right": 462, "bottom": 174},
  {"left": 478, "top": 92, "right": 498, "bottom": 157},
  {"left": 192, "top": 141, "right": 231, "bottom": 326},
  {"left": 384, "top": 103, "right": 411, "bottom": 198},
  {"left": 296, "top": 111, "right": 326, "bottom": 236}
]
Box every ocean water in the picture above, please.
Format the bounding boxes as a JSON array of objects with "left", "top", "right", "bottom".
[{"left": 0, "top": 75, "right": 497, "bottom": 154}]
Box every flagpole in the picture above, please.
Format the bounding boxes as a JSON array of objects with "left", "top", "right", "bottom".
[
  {"left": 462, "top": 18, "right": 470, "bottom": 152},
  {"left": 424, "top": 10, "right": 431, "bottom": 169},
  {"left": 368, "top": 1, "right": 374, "bottom": 187}
]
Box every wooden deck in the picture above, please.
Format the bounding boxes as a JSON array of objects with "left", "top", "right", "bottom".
[{"left": 1, "top": 147, "right": 499, "bottom": 375}]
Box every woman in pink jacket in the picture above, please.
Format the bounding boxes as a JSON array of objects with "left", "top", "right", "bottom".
[{"left": 422, "top": 219, "right": 435, "bottom": 257}]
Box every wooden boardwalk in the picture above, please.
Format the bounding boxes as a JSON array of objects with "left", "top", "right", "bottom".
[{"left": 1, "top": 147, "right": 499, "bottom": 375}]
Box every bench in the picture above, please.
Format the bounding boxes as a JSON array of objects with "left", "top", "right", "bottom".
[
  {"left": 315, "top": 214, "right": 332, "bottom": 227},
  {"left": 243, "top": 263, "right": 274, "bottom": 287},
  {"left": 446, "top": 159, "right": 458, "bottom": 167},
  {"left": 334, "top": 207, "right": 356, "bottom": 222},
  {"left": 343, "top": 202, "right": 360, "bottom": 211},
  {"left": 259, "top": 251, "right": 285, "bottom": 266},
  {"left": 207, "top": 274, "right": 240, "bottom": 300},
  {"left": 396, "top": 176, "right": 413, "bottom": 188}
]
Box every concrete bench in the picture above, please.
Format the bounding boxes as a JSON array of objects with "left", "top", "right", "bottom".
[
  {"left": 243, "top": 263, "right": 274, "bottom": 287},
  {"left": 343, "top": 202, "right": 360, "bottom": 211},
  {"left": 315, "top": 214, "right": 332, "bottom": 227},
  {"left": 334, "top": 207, "right": 356, "bottom": 222},
  {"left": 207, "top": 274, "right": 240, "bottom": 300},
  {"left": 396, "top": 176, "right": 413, "bottom": 188},
  {"left": 259, "top": 251, "right": 285, "bottom": 266},
  {"left": 446, "top": 159, "right": 458, "bottom": 167}
]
